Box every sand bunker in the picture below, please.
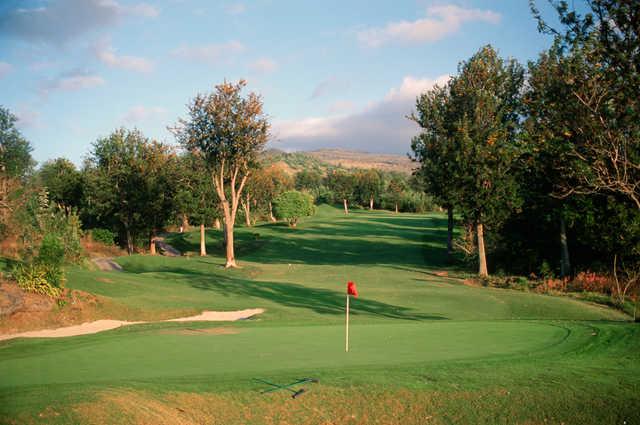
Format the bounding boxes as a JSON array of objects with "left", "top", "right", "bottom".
[{"left": 0, "top": 308, "right": 264, "bottom": 342}]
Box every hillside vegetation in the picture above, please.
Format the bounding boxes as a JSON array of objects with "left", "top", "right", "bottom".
[{"left": 262, "top": 148, "right": 414, "bottom": 174}]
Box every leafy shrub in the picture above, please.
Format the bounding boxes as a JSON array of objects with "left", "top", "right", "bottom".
[
  {"left": 12, "top": 263, "right": 63, "bottom": 297},
  {"left": 38, "top": 234, "right": 65, "bottom": 269},
  {"left": 273, "top": 190, "right": 315, "bottom": 227},
  {"left": 17, "top": 189, "right": 84, "bottom": 263},
  {"left": 91, "top": 228, "right": 115, "bottom": 245},
  {"left": 569, "top": 271, "right": 613, "bottom": 294}
]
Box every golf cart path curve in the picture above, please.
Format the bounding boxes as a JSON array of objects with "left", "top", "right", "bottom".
[
  {"left": 92, "top": 257, "right": 123, "bottom": 272},
  {"left": 0, "top": 308, "right": 264, "bottom": 341}
]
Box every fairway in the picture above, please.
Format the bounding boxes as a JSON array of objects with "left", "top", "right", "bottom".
[{"left": 1, "top": 206, "right": 638, "bottom": 424}]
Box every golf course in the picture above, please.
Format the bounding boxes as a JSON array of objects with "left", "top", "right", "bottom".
[{"left": 1, "top": 206, "right": 637, "bottom": 424}]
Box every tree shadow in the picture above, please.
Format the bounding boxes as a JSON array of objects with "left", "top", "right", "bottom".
[
  {"left": 119, "top": 264, "right": 447, "bottom": 321},
  {"left": 164, "top": 211, "right": 452, "bottom": 268}
]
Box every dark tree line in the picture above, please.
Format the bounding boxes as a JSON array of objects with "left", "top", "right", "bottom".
[{"left": 411, "top": 0, "right": 639, "bottom": 301}]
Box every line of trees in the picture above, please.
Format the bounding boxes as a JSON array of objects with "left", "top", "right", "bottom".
[
  {"left": 295, "top": 168, "right": 433, "bottom": 214},
  {"left": 411, "top": 0, "right": 639, "bottom": 297}
]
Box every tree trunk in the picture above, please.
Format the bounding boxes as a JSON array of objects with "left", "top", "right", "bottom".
[
  {"left": 200, "top": 223, "right": 207, "bottom": 256},
  {"left": 222, "top": 222, "right": 227, "bottom": 247},
  {"left": 369, "top": 197, "right": 374, "bottom": 210},
  {"left": 214, "top": 218, "right": 221, "bottom": 230},
  {"left": 212, "top": 166, "right": 247, "bottom": 269},
  {"left": 269, "top": 201, "right": 276, "bottom": 222},
  {"left": 181, "top": 214, "right": 189, "bottom": 233},
  {"left": 477, "top": 221, "right": 488, "bottom": 277},
  {"left": 395, "top": 203, "right": 398, "bottom": 214},
  {"left": 559, "top": 217, "right": 571, "bottom": 278},
  {"left": 221, "top": 199, "right": 237, "bottom": 268},
  {"left": 343, "top": 198, "right": 349, "bottom": 215},
  {"left": 224, "top": 218, "right": 236, "bottom": 268},
  {"left": 447, "top": 206, "right": 454, "bottom": 261},
  {"left": 126, "top": 228, "right": 133, "bottom": 255},
  {"left": 149, "top": 231, "right": 157, "bottom": 255}
]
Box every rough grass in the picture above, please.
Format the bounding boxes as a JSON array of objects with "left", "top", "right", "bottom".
[{"left": 0, "top": 205, "right": 638, "bottom": 424}]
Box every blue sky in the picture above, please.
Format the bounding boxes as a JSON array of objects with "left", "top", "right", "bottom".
[{"left": 0, "top": 0, "right": 560, "bottom": 166}]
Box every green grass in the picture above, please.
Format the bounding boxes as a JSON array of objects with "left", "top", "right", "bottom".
[{"left": 0, "top": 205, "right": 638, "bottom": 424}]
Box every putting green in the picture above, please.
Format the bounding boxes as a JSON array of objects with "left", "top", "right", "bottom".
[{"left": 0, "top": 321, "right": 567, "bottom": 388}]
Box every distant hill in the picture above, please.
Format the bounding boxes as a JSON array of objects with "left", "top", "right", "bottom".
[
  {"left": 261, "top": 148, "right": 415, "bottom": 175},
  {"left": 306, "top": 149, "right": 415, "bottom": 174}
]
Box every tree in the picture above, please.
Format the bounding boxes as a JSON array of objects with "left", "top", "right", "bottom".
[
  {"left": 85, "top": 128, "right": 177, "bottom": 255},
  {"left": 273, "top": 190, "right": 315, "bottom": 227},
  {"left": 355, "top": 169, "right": 383, "bottom": 210},
  {"left": 248, "top": 165, "right": 293, "bottom": 223},
  {"left": 174, "top": 153, "right": 219, "bottom": 256},
  {"left": 326, "top": 169, "right": 355, "bottom": 214},
  {"left": 173, "top": 80, "right": 269, "bottom": 268},
  {"left": 295, "top": 169, "right": 323, "bottom": 198},
  {"left": 0, "top": 106, "right": 34, "bottom": 231},
  {"left": 385, "top": 174, "right": 408, "bottom": 214},
  {"left": 530, "top": 0, "right": 640, "bottom": 209},
  {"left": 447, "top": 45, "right": 525, "bottom": 276},
  {"left": 37, "top": 158, "right": 83, "bottom": 211},
  {"left": 411, "top": 84, "right": 460, "bottom": 259},
  {"left": 0, "top": 107, "right": 34, "bottom": 179}
]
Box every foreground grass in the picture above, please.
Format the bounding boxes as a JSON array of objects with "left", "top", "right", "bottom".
[{"left": 0, "top": 206, "right": 637, "bottom": 424}]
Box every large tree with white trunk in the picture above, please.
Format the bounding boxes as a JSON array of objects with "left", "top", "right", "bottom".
[{"left": 173, "top": 80, "right": 269, "bottom": 268}]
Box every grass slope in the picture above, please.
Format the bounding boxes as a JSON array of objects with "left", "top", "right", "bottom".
[{"left": 0, "top": 205, "right": 637, "bottom": 424}]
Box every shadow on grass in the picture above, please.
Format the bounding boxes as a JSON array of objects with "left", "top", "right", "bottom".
[
  {"left": 120, "top": 263, "right": 446, "bottom": 321},
  {"left": 165, "top": 214, "right": 451, "bottom": 269}
]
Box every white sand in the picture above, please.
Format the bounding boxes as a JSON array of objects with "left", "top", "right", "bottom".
[{"left": 0, "top": 308, "right": 264, "bottom": 341}]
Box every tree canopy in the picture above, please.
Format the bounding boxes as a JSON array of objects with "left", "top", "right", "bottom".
[{"left": 173, "top": 80, "right": 270, "bottom": 267}]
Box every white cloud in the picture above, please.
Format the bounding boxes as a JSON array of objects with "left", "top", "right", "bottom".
[
  {"left": 311, "top": 76, "right": 350, "bottom": 100},
  {"left": 93, "top": 39, "right": 154, "bottom": 73},
  {"left": 40, "top": 70, "right": 105, "bottom": 95},
  {"left": 0, "top": 62, "right": 12, "bottom": 78},
  {"left": 0, "top": 0, "right": 159, "bottom": 45},
  {"left": 272, "top": 75, "right": 450, "bottom": 153},
  {"left": 357, "top": 5, "right": 501, "bottom": 47},
  {"left": 250, "top": 57, "right": 278, "bottom": 74},
  {"left": 171, "top": 41, "right": 245, "bottom": 63},
  {"left": 123, "top": 105, "right": 167, "bottom": 124},
  {"left": 225, "top": 3, "right": 246, "bottom": 15}
]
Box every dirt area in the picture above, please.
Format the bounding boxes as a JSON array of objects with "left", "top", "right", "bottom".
[
  {"left": 0, "top": 308, "right": 264, "bottom": 341},
  {"left": 0, "top": 281, "right": 119, "bottom": 335}
]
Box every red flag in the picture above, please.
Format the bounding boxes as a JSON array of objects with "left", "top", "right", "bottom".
[{"left": 347, "top": 281, "right": 358, "bottom": 297}]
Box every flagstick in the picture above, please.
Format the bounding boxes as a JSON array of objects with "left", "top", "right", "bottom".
[{"left": 345, "top": 294, "right": 350, "bottom": 352}]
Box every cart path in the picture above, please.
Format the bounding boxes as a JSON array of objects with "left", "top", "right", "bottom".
[
  {"left": 92, "top": 257, "right": 123, "bottom": 272},
  {"left": 0, "top": 308, "right": 265, "bottom": 341}
]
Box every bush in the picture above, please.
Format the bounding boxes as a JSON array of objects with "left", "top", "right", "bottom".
[
  {"left": 91, "top": 228, "right": 115, "bottom": 245},
  {"left": 17, "top": 189, "right": 84, "bottom": 263},
  {"left": 273, "top": 190, "right": 315, "bottom": 227},
  {"left": 12, "top": 263, "right": 63, "bottom": 297},
  {"left": 38, "top": 234, "right": 65, "bottom": 268}
]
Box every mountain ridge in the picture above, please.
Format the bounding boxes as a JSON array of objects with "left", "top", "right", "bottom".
[{"left": 263, "top": 148, "right": 415, "bottom": 174}]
